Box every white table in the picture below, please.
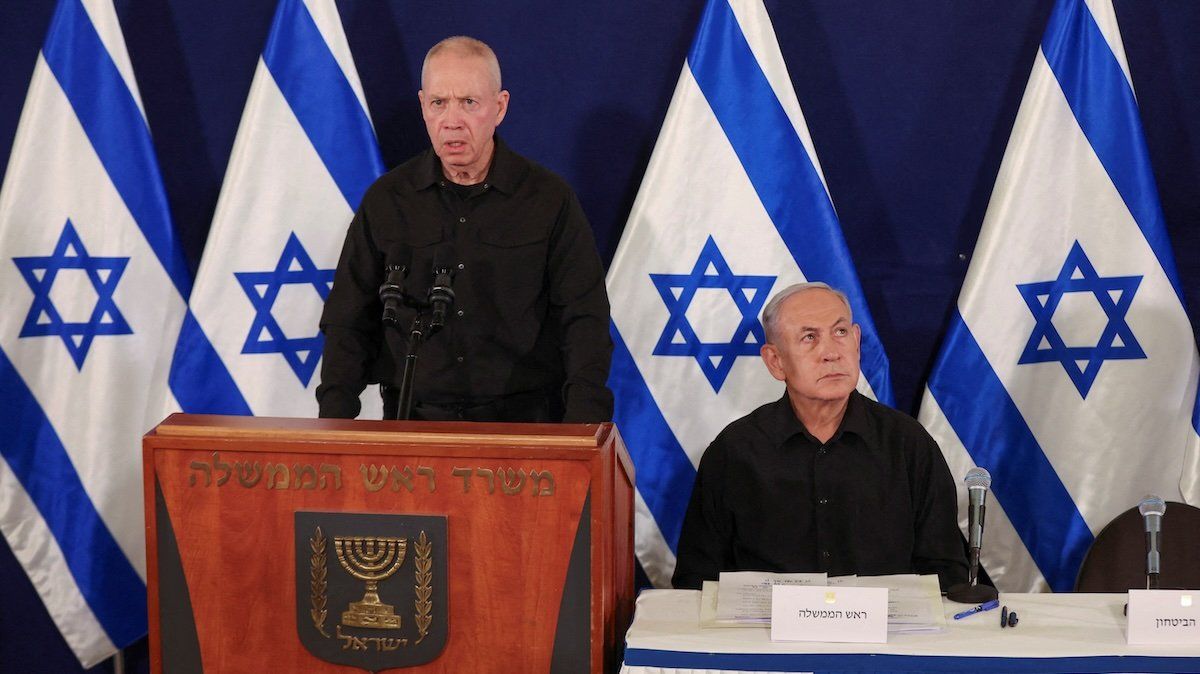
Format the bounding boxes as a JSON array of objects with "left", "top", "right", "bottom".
[{"left": 621, "top": 589, "right": 1200, "bottom": 673}]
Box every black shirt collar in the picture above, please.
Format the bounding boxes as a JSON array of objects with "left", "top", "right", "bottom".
[
  {"left": 411, "top": 135, "right": 522, "bottom": 194},
  {"left": 765, "top": 389, "right": 874, "bottom": 446}
]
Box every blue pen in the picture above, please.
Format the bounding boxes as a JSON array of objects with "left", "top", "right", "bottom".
[{"left": 953, "top": 599, "right": 1000, "bottom": 620}]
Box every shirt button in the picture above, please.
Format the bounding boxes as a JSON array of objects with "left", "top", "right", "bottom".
[
  {"left": 817, "top": 447, "right": 827, "bottom": 456},
  {"left": 456, "top": 356, "right": 464, "bottom": 363},
  {"left": 822, "top": 550, "right": 831, "bottom": 560},
  {"left": 456, "top": 309, "right": 464, "bottom": 317},
  {"left": 458, "top": 216, "right": 466, "bottom": 223},
  {"left": 457, "top": 263, "right": 465, "bottom": 270},
  {"left": 818, "top": 498, "right": 829, "bottom": 505}
]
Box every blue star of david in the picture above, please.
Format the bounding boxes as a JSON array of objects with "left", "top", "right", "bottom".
[
  {"left": 650, "top": 236, "right": 776, "bottom": 392},
  {"left": 13, "top": 220, "right": 132, "bottom": 369},
  {"left": 1016, "top": 240, "right": 1145, "bottom": 398},
  {"left": 235, "top": 232, "right": 334, "bottom": 386}
]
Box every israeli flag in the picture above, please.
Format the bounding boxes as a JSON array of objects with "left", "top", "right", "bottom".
[
  {"left": 0, "top": 0, "right": 189, "bottom": 665},
  {"left": 918, "top": 0, "right": 1200, "bottom": 592},
  {"left": 607, "top": 0, "right": 893, "bottom": 588},
  {"left": 169, "top": 0, "right": 384, "bottom": 418},
  {"left": 1188, "top": 397, "right": 1200, "bottom": 503}
]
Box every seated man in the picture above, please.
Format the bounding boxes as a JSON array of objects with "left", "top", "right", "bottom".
[{"left": 672, "top": 282, "right": 968, "bottom": 590}]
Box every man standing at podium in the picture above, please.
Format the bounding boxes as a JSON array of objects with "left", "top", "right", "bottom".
[
  {"left": 672, "top": 283, "right": 967, "bottom": 590},
  {"left": 317, "top": 36, "right": 612, "bottom": 423}
]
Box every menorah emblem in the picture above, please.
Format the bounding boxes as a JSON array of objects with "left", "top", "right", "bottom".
[{"left": 334, "top": 536, "right": 407, "bottom": 629}]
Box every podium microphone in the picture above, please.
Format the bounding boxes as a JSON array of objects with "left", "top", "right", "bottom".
[
  {"left": 1138, "top": 495, "right": 1166, "bottom": 590},
  {"left": 379, "top": 244, "right": 412, "bottom": 327},
  {"left": 947, "top": 467, "right": 999, "bottom": 604},
  {"left": 428, "top": 241, "right": 457, "bottom": 331}
]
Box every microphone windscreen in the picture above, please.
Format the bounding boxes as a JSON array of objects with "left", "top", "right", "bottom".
[
  {"left": 1138, "top": 494, "right": 1166, "bottom": 518},
  {"left": 964, "top": 467, "right": 992, "bottom": 490},
  {"left": 432, "top": 241, "right": 456, "bottom": 272}
]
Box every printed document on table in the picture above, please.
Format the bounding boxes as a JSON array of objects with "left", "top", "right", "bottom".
[
  {"left": 714, "top": 571, "right": 827, "bottom": 623},
  {"left": 853, "top": 573, "right": 945, "bottom": 633},
  {"left": 700, "top": 581, "right": 758, "bottom": 628}
]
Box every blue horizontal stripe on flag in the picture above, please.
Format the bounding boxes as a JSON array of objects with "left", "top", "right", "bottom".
[
  {"left": 0, "top": 348, "right": 147, "bottom": 647},
  {"left": 610, "top": 323, "right": 697, "bottom": 553},
  {"left": 262, "top": 0, "right": 383, "bottom": 209},
  {"left": 1041, "top": 0, "right": 1185, "bottom": 306},
  {"left": 928, "top": 310, "right": 1093, "bottom": 592},
  {"left": 41, "top": 0, "right": 191, "bottom": 299},
  {"left": 686, "top": 0, "right": 893, "bottom": 405},
  {"left": 169, "top": 310, "right": 253, "bottom": 415}
]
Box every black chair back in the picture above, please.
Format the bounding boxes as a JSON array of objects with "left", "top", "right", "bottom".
[{"left": 1074, "top": 501, "right": 1200, "bottom": 592}]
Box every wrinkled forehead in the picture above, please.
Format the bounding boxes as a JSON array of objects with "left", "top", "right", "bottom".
[
  {"left": 422, "top": 52, "right": 500, "bottom": 93},
  {"left": 779, "top": 289, "right": 853, "bottom": 327}
]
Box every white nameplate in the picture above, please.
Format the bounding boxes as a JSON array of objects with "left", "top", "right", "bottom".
[
  {"left": 770, "top": 585, "right": 888, "bottom": 643},
  {"left": 1127, "top": 590, "right": 1200, "bottom": 645}
]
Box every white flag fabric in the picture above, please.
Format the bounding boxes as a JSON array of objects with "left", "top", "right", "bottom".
[
  {"left": 606, "top": 0, "right": 893, "bottom": 588},
  {"left": 0, "top": 0, "right": 189, "bottom": 665},
  {"left": 1187, "top": 397, "right": 1200, "bottom": 503},
  {"left": 919, "top": 0, "right": 1200, "bottom": 592},
  {"left": 169, "top": 0, "right": 384, "bottom": 418}
]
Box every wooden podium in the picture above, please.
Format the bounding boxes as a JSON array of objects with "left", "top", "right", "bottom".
[{"left": 143, "top": 415, "right": 635, "bottom": 673}]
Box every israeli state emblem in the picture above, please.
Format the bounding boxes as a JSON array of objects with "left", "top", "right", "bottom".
[{"left": 295, "top": 512, "right": 448, "bottom": 671}]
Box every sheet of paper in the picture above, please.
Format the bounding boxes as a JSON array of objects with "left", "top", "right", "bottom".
[
  {"left": 715, "top": 571, "right": 827, "bottom": 622},
  {"left": 699, "top": 580, "right": 764, "bottom": 628},
  {"left": 855, "top": 573, "right": 946, "bottom": 633}
]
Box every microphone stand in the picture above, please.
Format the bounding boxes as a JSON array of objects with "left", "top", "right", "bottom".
[
  {"left": 395, "top": 312, "right": 427, "bottom": 421},
  {"left": 1146, "top": 525, "right": 1161, "bottom": 590},
  {"left": 381, "top": 299, "right": 452, "bottom": 421},
  {"left": 380, "top": 245, "right": 456, "bottom": 421},
  {"left": 947, "top": 549, "right": 999, "bottom": 604},
  {"left": 380, "top": 290, "right": 437, "bottom": 422}
]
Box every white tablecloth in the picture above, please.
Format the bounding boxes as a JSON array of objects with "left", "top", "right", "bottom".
[{"left": 621, "top": 589, "right": 1200, "bottom": 673}]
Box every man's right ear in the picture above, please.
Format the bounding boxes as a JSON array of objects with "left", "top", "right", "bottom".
[{"left": 760, "top": 344, "right": 786, "bottom": 383}]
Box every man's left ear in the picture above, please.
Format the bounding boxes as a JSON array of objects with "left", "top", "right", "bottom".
[
  {"left": 853, "top": 323, "right": 862, "bottom": 346},
  {"left": 495, "top": 90, "right": 510, "bottom": 125}
]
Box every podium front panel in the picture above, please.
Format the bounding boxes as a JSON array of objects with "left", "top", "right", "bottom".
[{"left": 144, "top": 416, "right": 633, "bottom": 674}]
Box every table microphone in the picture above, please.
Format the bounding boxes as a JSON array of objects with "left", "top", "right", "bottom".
[
  {"left": 947, "top": 467, "right": 998, "bottom": 603},
  {"left": 1138, "top": 495, "right": 1165, "bottom": 590}
]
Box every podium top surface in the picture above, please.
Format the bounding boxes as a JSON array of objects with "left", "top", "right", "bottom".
[{"left": 150, "top": 413, "right": 611, "bottom": 448}]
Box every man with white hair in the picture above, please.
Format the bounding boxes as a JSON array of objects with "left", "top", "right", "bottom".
[
  {"left": 672, "top": 282, "right": 967, "bottom": 590},
  {"left": 318, "top": 36, "right": 612, "bottom": 423}
]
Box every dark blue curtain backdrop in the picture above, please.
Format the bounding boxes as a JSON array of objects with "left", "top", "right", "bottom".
[{"left": 1, "top": 1, "right": 1197, "bottom": 670}]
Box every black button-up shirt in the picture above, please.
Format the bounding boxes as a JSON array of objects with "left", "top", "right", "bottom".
[
  {"left": 672, "top": 391, "right": 968, "bottom": 590},
  {"left": 317, "top": 137, "right": 613, "bottom": 422}
]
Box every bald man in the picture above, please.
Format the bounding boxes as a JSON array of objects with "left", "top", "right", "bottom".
[{"left": 318, "top": 36, "right": 613, "bottom": 423}]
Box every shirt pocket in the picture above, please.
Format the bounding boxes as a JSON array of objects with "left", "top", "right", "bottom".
[{"left": 474, "top": 223, "right": 550, "bottom": 302}]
